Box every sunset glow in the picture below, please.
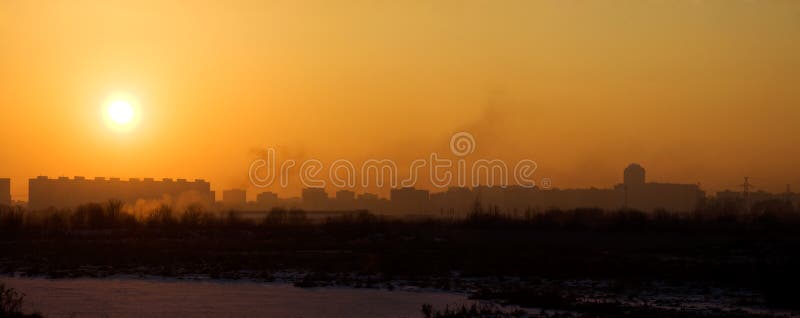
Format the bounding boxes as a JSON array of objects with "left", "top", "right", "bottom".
[
  {"left": 0, "top": 0, "right": 798, "bottom": 200},
  {"left": 103, "top": 96, "right": 139, "bottom": 133},
  {"left": 2, "top": 2, "right": 800, "bottom": 316},
  {"left": 107, "top": 100, "right": 133, "bottom": 124}
]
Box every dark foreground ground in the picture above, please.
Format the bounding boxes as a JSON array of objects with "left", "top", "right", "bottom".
[{"left": 2, "top": 204, "right": 800, "bottom": 317}]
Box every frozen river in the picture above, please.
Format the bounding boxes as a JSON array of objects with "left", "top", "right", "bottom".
[{"left": 2, "top": 276, "right": 472, "bottom": 318}]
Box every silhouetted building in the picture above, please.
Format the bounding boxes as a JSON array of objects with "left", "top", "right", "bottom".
[
  {"left": 615, "top": 164, "right": 704, "bottom": 212},
  {"left": 624, "top": 163, "right": 646, "bottom": 186},
  {"left": 336, "top": 190, "right": 355, "bottom": 201},
  {"left": 427, "top": 165, "right": 702, "bottom": 214},
  {"left": 302, "top": 188, "right": 329, "bottom": 210},
  {"left": 334, "top": 190, "right": 356, "bottom": 210},
  {"left": 181, "top": 164, "right": 706, "bottom": 216},
  {"left": 256, "top": 191, "right": 279, "bottom": 210},
  {"left": 222, "top": 189, "right": 247, "bottom": 208},
  {"left": 0, "top": 178, "right": 10, "bottom": 206},
  {"left": 474, "top": 186, "right": 508, "bottom": 209},
  {"left": 390, "top": 187, "right": 430, "bottom": 214},
  {"left": 355, "top": 192, "right": 388, "bottom": 212},
  {"left": 28, "top": 176, "right": 213, "bottom": 210},
  {"left": 431, "top": 187, "right": 477, "bottom": 216},
  {"left": 537, "top": 187, "right": 622, "bottom": 211},
  {"left": 357, "top": 193, "right": 379, "bottom": 201}
]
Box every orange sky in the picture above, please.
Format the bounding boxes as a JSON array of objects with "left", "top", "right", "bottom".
[{"left": 1, "top": 0, "right": 799, "bottom": 201}]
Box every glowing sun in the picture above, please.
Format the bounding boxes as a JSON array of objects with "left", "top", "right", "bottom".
[
  {"left": 103, "top": 95, "right": 140, "bottom": 132},
  {"left": 108, "top": 100, "right": 134, "bottom": 124}
]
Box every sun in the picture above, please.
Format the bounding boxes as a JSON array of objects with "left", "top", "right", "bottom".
[
  {"left": 103, "top": 94, "right": 140, "bottom": 132},
  {"left": 108, "top": 100, "right": 134, "bottom": 124}
]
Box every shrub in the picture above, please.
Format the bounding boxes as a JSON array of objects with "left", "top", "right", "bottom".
[{"left": 0, "top": 283, "right": 42, "bottom": 317}]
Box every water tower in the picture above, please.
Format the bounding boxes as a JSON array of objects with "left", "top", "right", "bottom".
[{"left": 624, "top": 163, "right": 646, "bottom": 187}]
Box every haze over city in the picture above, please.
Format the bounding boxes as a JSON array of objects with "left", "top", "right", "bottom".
[
  {"left": 2, "top": 1, "right": 799, "bottom": 202},
  {"left": 3, "top": 2, "right": 800, "bottom": 317}
]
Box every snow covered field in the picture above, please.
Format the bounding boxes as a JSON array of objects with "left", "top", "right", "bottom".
[{"left": 2, "top": 276, "right": 471, "bottom": 318}]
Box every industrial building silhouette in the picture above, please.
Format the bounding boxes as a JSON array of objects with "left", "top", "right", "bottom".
[
  {"left": 250, "top": 164, "right": 706, "bottom": 214},
  {"left": 8, "top": 164, "right": 796, "bottom": 214},
  {"left": 221, "top": 189, "right": 247, "bottom": 209},
  {"left": 27, "top": 176, "right": 214, "bottom": 210},
  {"left": 615, "top": 163, "right": 704, "bottom": 212}
]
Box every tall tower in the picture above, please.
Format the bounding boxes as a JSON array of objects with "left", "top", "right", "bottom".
[
  {"left": 623, "top": 164, "right": 646, "bottom": 187},
  {"left": 622, "top": 164, "right": 645, "bottom": 210}
]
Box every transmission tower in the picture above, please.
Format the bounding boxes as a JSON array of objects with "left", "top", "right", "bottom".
[{"left": 740, "top": 177, "right": 753, "bottom": 212}]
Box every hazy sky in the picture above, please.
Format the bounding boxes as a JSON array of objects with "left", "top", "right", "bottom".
[{"left": 1, "top": 0, "right": 799, "bottom": 200}]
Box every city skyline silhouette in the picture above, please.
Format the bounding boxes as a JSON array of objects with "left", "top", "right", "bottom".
[
  {"left": 2, "top": 1, "right": 800, "bottom": 203},
  {"left": 2, "top": 1, "right": 800, "bottom": 317},
  {"left": 7, "top": 163, "right": 797, "bottom": 216}
]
